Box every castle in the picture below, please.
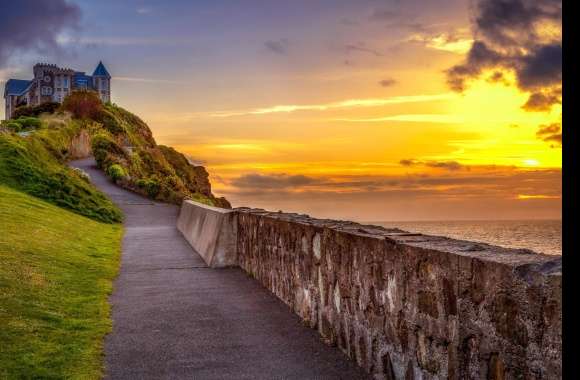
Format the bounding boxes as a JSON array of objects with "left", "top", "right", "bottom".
[{"left": 3, "top": 62, "right": 111, "bottom": 119}]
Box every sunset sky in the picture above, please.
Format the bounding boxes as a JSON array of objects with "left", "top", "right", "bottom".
[{"left": 0, "top": 0, "right": 562, "bottom": 221}]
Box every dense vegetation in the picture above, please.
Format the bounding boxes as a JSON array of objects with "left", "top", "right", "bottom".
[
  {"left": 59, "top": 92, "right": 230, "bottom": 207},
  {"left": 11, "top": 101, "right": 60, "bottom": 119},
  {"left": 1, "top": 90, "right": 229, "bottom": 224},
  {"left": 0, "top": 118, "right": 122, "bottom": 223},
  {"left": 0, "top": 184, "right": 122, "bottom": 379}
]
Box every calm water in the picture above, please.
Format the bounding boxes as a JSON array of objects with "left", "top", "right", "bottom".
[{"left": 370, "top": 220, "right": 562, "bottom": 256}]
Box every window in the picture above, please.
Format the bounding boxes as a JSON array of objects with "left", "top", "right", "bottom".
[
  {"left": 43, "top": 75, "right": 51, "bottom": 83},
  {"left": 41, "top": 86, "right": 53, "bottom": 96},
  {"left": 63, "top": 77, "right": 68, "bottom": 87}
]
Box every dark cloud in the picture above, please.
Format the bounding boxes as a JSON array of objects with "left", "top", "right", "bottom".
[
  {"left": 446, "top": 41, "right": 502, "bottom": 92},
  {"left": 0, "top": 0, "right": 81, "bottom": 67},
  {"left": 369, "top": 9, "right": 399, "bottom": 22},
  {"left": 264, "top": 39, "right": 290, "bottom": 55},
  {"left": 378, "top": 78, "right": 397, "bottom": 87},
  {"left": 486, "top": 71, "right": 510, "bottom": 85},
  {"left": 231, "top": 173, "right": 317, "bottom": 189},
  {"left": 400, "top": 159, "right": 418, "bottom": 167},
  {"left": 522, "top": 90, "right": 561, "bottom": 112},
  {"left": 517, "top": 43, "right": 562, "bottom": 90},
  {"left": 345, "top": 43, "right": 383, "bottom": 57},
  {"left": 446, "top": 0, "right": 561, "bottom": 101},
  {"left": 536, "top": 122, "right": 562, "bottom": 147},
  {"left": 400, "top": 159, "right": 465, "bottom": 171},
  {"left": 425, "top": 161, "right": 464, "bottom": 171},
  {"left": 222, "top": 168, "right": 562, "bottom": 219}
]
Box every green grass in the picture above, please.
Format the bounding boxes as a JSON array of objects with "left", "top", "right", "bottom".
[
  {"left": 0, "top": 128, "right": 122, "bottom": 223},
  {"left": 0, "top": 184, "right": 122, "bottom": 379}
]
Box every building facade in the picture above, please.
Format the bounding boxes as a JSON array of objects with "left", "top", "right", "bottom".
[{"left": 3, "top": 61, "right": 111, "bottom": 119}]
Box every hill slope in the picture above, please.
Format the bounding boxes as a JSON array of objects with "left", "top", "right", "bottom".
[
  {"left": 0, "top": 184, "right": 122, "bottom": 379},
  {"left": 0, "top": 122, "right": 122, "bottom": 223},
  {"left": 85, "top": 100, "right": 230, "bottom": 208}
]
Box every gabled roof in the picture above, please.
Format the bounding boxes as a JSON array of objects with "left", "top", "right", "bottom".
[
  {"left": 92, "top": 61, "right": 111, "bottom": 78},
  {"left": 4, "top": 79, "right": 32, "bottom": 97}
]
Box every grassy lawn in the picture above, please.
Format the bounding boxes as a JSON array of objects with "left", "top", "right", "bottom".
[{"left": 0, "top": 184, "right": 122, "bottom": 379}]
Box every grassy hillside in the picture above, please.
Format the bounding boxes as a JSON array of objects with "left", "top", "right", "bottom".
[
  {"left": 0, "top": 184, "right": 122, "bottom": 379},
  {"left": 1, "top": 91, "right": 230, "bottom": 211},
  {"left": 0, "top": 121, "right": 122, "bottom": 223}
]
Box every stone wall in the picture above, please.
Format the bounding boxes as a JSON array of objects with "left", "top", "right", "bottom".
[{"left": 178, "top": 202, "right": 562, "bottom": 379}]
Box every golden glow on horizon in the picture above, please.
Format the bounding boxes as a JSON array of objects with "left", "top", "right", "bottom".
[
  {"left": 169, "top": 77, "right": 561, "bottom": 177},
  {"left": 145, "top": 62, "right": 560, "bottom": 219},
  {"left": 517, "top": 194, "right": 560, "bottom": 200}
]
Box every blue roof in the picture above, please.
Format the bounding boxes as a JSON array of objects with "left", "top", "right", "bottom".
[
  {"left": 4, "top": 79, "right": 31, "bottom": 96},
  {"left": 92, "top": 61, "right": 111, "bottom": 77},
  {"left": 73, "top": 72, "right": 93, "bottom": 88}
]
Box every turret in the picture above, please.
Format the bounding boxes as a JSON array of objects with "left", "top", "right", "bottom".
[{"left": 92, "top": 61, "right": 111, "bottom": 103}]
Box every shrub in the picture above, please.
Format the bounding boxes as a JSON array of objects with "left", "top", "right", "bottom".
[
  {"left": 12, "top": 102, "right": 60, "bottom": 119},
  {"left": 98, "top": 110, "right": 125, "bottom": 135},
  {"left": 15, "top": 116, "right": 42, "bottom": 130},
  {"left": 12, "top": 106, "right": 34, "bottom": 118},
  {"left": 61, "top": 91, "right": 103, "bottom": 119},
  {"left": 33, "top": 102, "right": 60, "bottom": 116},
  {"left": 91, "top": 133, "right": 125, "bottom": 168},
  {"left": 4, "top": 121, "right": 22, "bottom": 132},
  {"left": 136, "top": 178, "right": 160, "bottom": 198},
  {"left": 106, "top": 164, "right": 127, "bottom": 182}
]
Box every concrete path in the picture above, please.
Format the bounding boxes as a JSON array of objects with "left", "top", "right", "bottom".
[{"left": 71, "top": 158, "right": 369, "bottom": 380}]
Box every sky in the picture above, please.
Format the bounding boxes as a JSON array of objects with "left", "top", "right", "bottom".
[{"left": 0, "top": 0, "right": 562, "bottom": 221}]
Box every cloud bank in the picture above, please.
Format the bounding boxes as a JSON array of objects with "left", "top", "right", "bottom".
[
  {"left": 218, "top": 167, "right": 561, "bottom": 220},
  {"left": 0, "top": 0, "right": 81, "bottom": 67},
  {"left": 446, "top": 0, "right": 562, "bottom": 145}
]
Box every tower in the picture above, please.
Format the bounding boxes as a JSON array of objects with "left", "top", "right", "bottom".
[{"left": 92, "top": 61, "right": 111, "bottom": 103}]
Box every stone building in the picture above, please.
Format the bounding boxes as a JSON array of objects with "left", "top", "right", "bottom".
[{"left": 3, "top": 61, "right": 111, "bottom": 119}]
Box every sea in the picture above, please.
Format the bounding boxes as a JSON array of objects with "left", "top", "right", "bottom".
[{"left": 370, "top": 220, "right": 562, "bottom": 256}]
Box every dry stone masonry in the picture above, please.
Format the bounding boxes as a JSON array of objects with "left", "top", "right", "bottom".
[{"left": 177, "top": 200, "right": 562, "bottom": 379}]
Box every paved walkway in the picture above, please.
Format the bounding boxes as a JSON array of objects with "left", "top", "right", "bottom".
[{"left": 71, "top": 158, "right": 368, "bottom": 380}]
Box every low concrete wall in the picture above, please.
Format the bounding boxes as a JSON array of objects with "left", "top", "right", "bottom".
[
  {"left": 177, "top": 200, "right": 237, "bottom": 267},
  {"left": 178, "top": 201, "right": 562, "bottom": 379}
]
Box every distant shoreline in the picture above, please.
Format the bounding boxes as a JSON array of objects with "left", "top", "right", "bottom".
[{"left": 371, "top": 219, "right": 562, "bottom": 256}]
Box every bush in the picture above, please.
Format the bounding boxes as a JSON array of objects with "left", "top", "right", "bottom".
[
  {"left": 106, "top": 164, "right": 127, "bottom": 182},
  {"left": 61, "top": 91, "right": 103, "bottom": 119},
  {"left": 33, "top": 102, "right": 60, "bottom": 116},
  {"left": 136, "top": 178, "right": 160, "bottom": 198},
  {"left": 15, "top": 116, "right": 42, "bottom": 130},
  {"left": 91, "top": 133, "right": 125, "bottom": 168},
  {"left": 4, "top": 121, "right": 22, "bottom": 132},
  {"left": 12, "top": 102, "right": 60, "bottom": 119},
  {"left": 12, "top": 106, "right": 34, "bottom": 118},
  {"left": 98, "top": 110, "right": 125, "bottom": 135}
]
